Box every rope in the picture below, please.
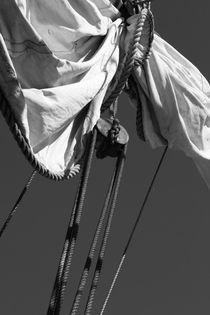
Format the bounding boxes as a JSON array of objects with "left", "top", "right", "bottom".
[
  {"left": 47, "top": 129, "right": 97, "bottom": 315},
  {"left": 0, "top": 1, "right": 153, "bottom": 181},
  {"left": 84, "top": 145, "right": 127, "bottom": 315},
  {"left": 99, "top": 146, "right": 168, "bottom": 315},
  {"left": 0, "top": 170, "right": 36, "bottom": 239},
  {"left": 124, "top": 75, "right": 145, "bottom": 141},
  {"left": 47, "top": 191, "right": 80, "bottom": 315},
  {"left": 69, "top": 155, "right": 119, "bottom": 315},
  {"left": 0, "top": 93, "right": 72, "bottom": 181},
  {"left": 101, "top": 5, "right": 154, "bottom": 113},
  {"left": 100, "top": 255, "right": 125, "bottom": 315}
]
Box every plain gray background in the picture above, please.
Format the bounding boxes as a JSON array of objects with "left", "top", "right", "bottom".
[{"left": 0, "top": 1, "right": 210, "bottom": 314}]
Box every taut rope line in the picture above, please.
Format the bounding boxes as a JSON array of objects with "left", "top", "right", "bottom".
[
  {"left": 100, "top": 146, "right": 168, "bottom": 315},
  {"left": 84, "top": 145, "right": 127, "bottom": 315},
  {"left": 0, "top": 170, "right": 36, "bottom": 239},
  {"left": 0, "top": 1, "right": 153, "bottom": 181},
  {"left": 69, "top": 145, "right": 127, "bottom": 315},
  {"left": 47, "top": 129, "right": 97, "bottom": 315},
  {"left": 0, "top": 2, "right": 157, "bottom": 315}
]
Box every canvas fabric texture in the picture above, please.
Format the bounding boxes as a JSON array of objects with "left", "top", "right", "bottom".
[
  {"left": 0, "top": 0, "right": 123, "bottom": 176},
  {"left": 1, "top": 1, "right": 210, "bottom": 187},
  {"left": 123, "top": 14, "right": 210, "bottom": 189}
]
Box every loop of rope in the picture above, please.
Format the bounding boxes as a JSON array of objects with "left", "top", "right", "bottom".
[
  {"left": 0, "top": 94, "right": 80, "bottom": 181},
  {"left": 99, "top": 146, "right": 168, "bottom": 315},
  {"left": 0, "top": 170, "right": 36, "bottom": 239},
  {"left": 47, "top": 129, "right": 97, "bottom": 315}
]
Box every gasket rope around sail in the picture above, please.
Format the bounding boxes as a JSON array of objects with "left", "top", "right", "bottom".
[
  {"left": 0, "top": 1, "right": 122, "bottom": 180},
  {"left": 0, "top": 0, "right": 154, "bottom": 181},
  {"left": 2, "top": 0, "right": 210, "bottom": 188}
]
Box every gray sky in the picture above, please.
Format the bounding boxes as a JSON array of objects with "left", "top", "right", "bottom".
[{"left": 0, "top": 1, "right": 210, "bottom": 315}]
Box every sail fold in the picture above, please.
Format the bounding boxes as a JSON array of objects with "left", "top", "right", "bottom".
[{"left": 1, "top": 1, "right": 210, "bottom": 187}]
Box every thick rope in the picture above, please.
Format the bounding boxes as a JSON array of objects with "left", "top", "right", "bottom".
[
  {"left": 0, "top": 170, "right": 36, "bottom": 239},
  {"left": 99, "top": 146, "right": 168, "bottom": 315},
  {"left": 69, "top": 156, "right": 119, "bottom": 315},
  {"left": 47, "top": 189, "right": 80, "bottom": 315},
  {"left": 0, "top": 93, "right": 81, "bottom": 181},
  {"left": 101, "top": 6, "right": 154, "bottom": 113},
  {"left": 47, "top": 129, "right": 97, "bottom": 315},
  {"left": 84, "top": 145, "right": 127, "bottom": 315},
  {"left": 136, "top": 93, "right": 145, "bottom": 140},
  {"left": 0, "top": 3, "right": 153, "bottom": 180}
]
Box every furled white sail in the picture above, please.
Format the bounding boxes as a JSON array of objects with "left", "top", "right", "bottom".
[
  {"left": 1, "top": 0, "right": 210, "bottom": 187},
  {"left": 0, "top": 0, "right": 123, "bottom": 177}
]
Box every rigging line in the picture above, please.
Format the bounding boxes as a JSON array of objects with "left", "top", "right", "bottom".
[
  {"left": 47, "top": 129, "right": 97, "bottom": 315},
  {"left": 47, "top": 129, "right": 98, "bottom": 315},
  {"left": 48, "top": 146, "right": 91, "bottom": 314},
  {"left": 100, "top": 145, "right": 168, "bottom": 315},
  {"left": 0, "top": 170, "right": 36, "bottom": 239},
  {"left": 69, "top": 149, "right": 121, "bottom": 315},
  {"left": 47, "top": 186, "right": 80, "bottom": 315},
  {"left": 84, "top": 145, "right": 127, "bottom": 315},
  {"left": 48, "top": 128, "right": 93, "bottom": 313},
  {"left": 54, "top": 129, "right": 98, "bottom": 314}
]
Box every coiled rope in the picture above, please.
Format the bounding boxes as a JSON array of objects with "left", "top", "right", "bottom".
[{"left": 99, "top": 146, "right": 168, "bottom": 315}]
